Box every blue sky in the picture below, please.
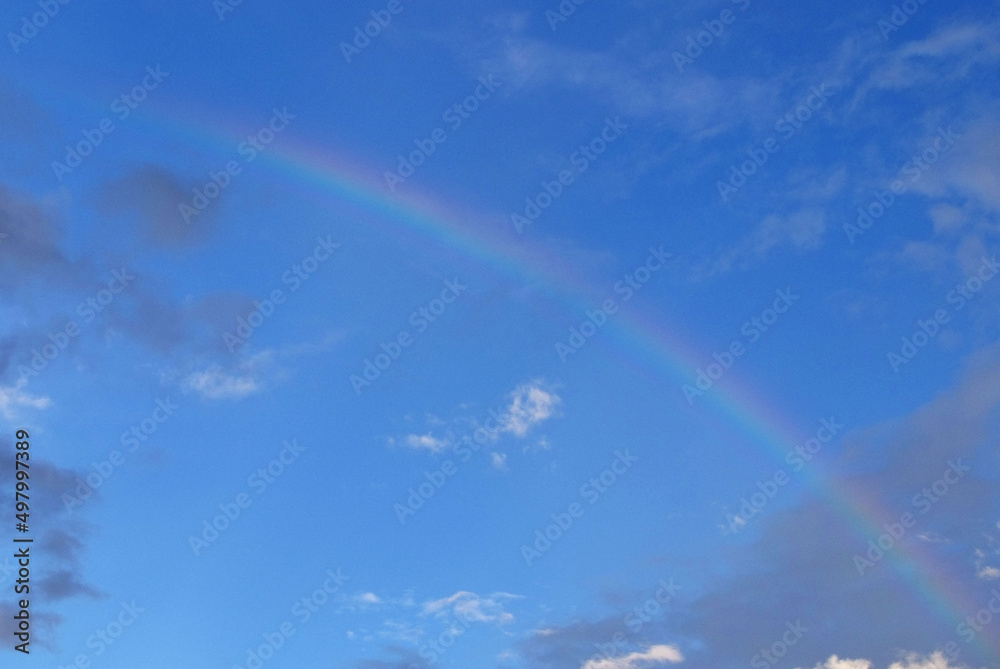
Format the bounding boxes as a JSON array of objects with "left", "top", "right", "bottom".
[{"left": 1, "top": 0, "right": 1000, "bottom": 668}]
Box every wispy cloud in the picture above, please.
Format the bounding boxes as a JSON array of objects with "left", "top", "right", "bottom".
[
  {"left": 0, "top": 379, "right": 51, "bottom": 419},
  {"left": 421, "top": 590, "right": 520, "bottom": 624},
  {"left": 691, "top": 208, "right": 827, "bottom": 280},
  {"left": 582, "top": 645, "right": 685, "bottom": 669},
  {"left": 181, "top": 351, "right": 275, "bottom": 400},
  {"left": 403, "top": 433, "right": 451, "bottom": 454}
]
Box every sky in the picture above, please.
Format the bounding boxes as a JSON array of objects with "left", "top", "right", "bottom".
[{"left": 1, "top": 0, "right": 1000, "bottom": 668}]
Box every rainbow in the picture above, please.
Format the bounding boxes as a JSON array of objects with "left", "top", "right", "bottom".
[
  {"left": 244, "top": 135, "right": 1000, "bottom": 665},
  {"left": 85, "top": 101, "right": 1000, "bottom": 664}
]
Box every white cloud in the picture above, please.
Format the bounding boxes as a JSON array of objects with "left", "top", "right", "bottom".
[
  {"left": 390, "top": 381, "right": 560, "bottom": 458},
  {"left": 421, "top": 591, "right": 519, "bottom": 625},
  {"left": 501, "top": 382, "right": 560, "bottom": 437},
  {"left": 928, "top": 203, "right": 968, "bottom": 235},
  {"left": 910, "top": 117, "right": 1000, "bottom": 215},
  {"left": 854, "top": 22, "right": 1000, "bottom": 103},
  {"left": 0, "top": 380, "right": 52, "bottom": 419},
  {"left": 581, "top": 644, "right": 684, "bottom": 669},
  {"left": 974, "top": 548, "right": 1000, "bottom": 580},
  {"left": 888, "top": 653, "right": 968, "bottom": 669},
  {"left": 182, "top": 351, "right": 274, "bottom": 400},
  {"left": 403, "top": 433, "right": 450, "bottom": 454},
  {"left": 183, "top": 366, "right": 261, "bottom": 399},
  {"left": 799, "top": 658, "right": 872, "bottom": 669},
  {"left": 797, "top": 653, "right": 968, "bottom": 669},
  {"left": 491, "top": 452, "right": 508, "bottom": 470},
  {"left": 695, "top": 208, "right": 827, "bottom": 279},
  {"left": 484, "top": 33, "right": 777, "bottom": 137}
]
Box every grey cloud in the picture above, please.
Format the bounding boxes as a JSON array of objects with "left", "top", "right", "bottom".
[
  {"left": 0, "top": 601, "right": 61, "bottom": 652},
  {"left": 37, "top": 570, "right": 104, "bottom": 601},
  {"left": 96, "top": 165, "right": 219, "bottom": 249},
  {"left": 0, "top": 440, "right": 100, "bottom": 649},
  {"left": 514, "top": 344, "right": 1000, "bottom": 669}
]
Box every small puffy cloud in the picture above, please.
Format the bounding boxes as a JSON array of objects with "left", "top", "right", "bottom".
[
  {"left": 581, "top": 644, "right": 684, "bottom": 669},
  {"left": 390, "top": 381, "right": 560, "bottom": 458},
  {"left": 181, "top": 351, "right": 274, "bottom": 400},
  {"left": 421, "top": 591, "right": 519, "bottom": 625},
  {"left": 183, "top": 366, "right": 261, "bottom": 399},
  {"left": 501, "top": 382, "right": 560, "bottom": 437},
  {"left": 0, "top": 380, "right": 51, "bottom": 419},
  {"left": 403, "top": 433, "right": 450, "bottom": 454}
]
